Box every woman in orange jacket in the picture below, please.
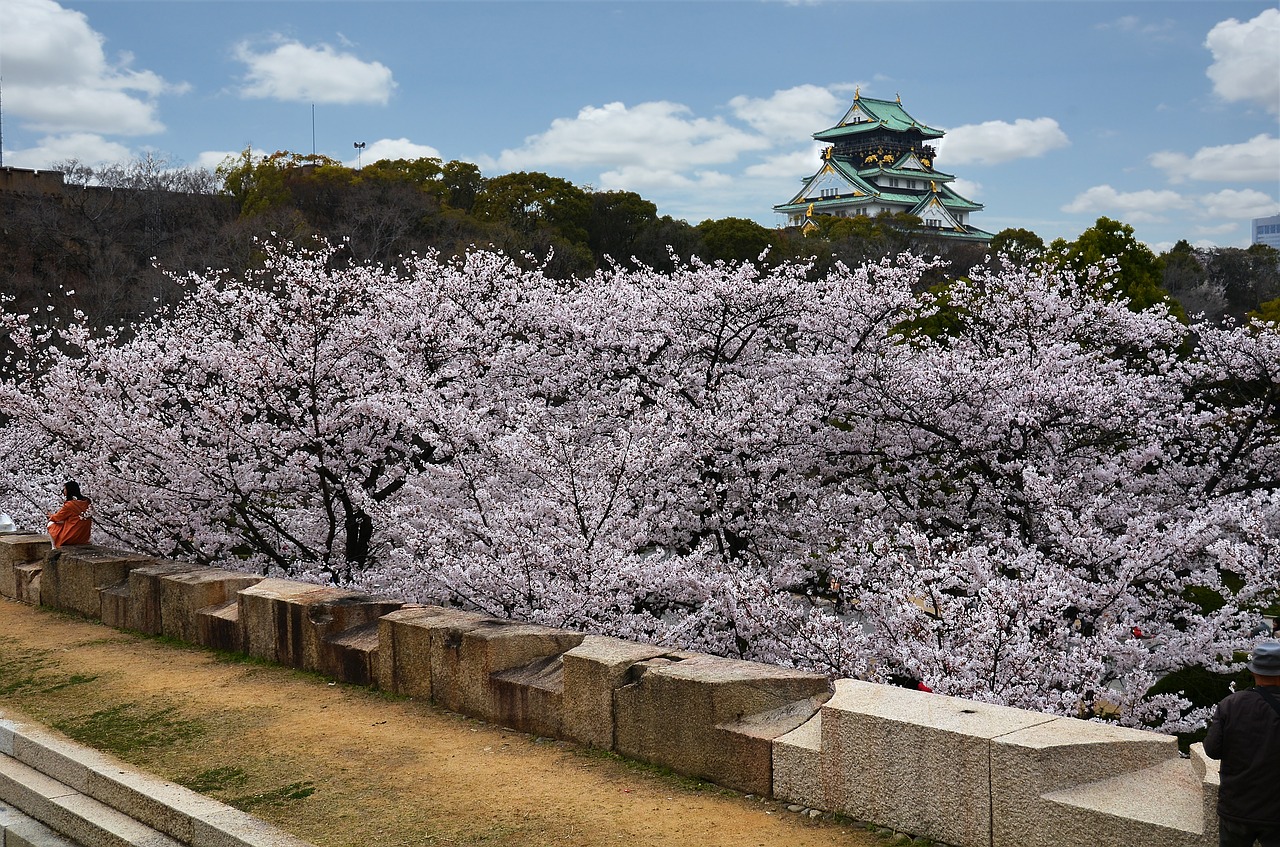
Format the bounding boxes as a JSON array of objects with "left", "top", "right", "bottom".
[{"left": 47, "top": 480, "right": 92, "bottom": 547}]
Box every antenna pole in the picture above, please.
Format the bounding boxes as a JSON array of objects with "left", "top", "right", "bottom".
[{"left": 311, "top": 104, "right": 316, "bottom": 156}]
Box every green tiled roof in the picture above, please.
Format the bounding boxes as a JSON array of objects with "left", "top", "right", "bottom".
[
  {"left": 928, "top": 226, "right": 994, "bottom": 241},
  {"left": 871, "top": 164, "right": 957, "bottom": 181},
  {"left": 815, "top": 96, "right": 945, "bottom": 142},
  {"left": 872, "top": 190, "right": 926, "bottom": 204},
  {"left": 773, "top": 196, "right": 876, "bottom": 213},
  {"left": 938, "top": 186, "right": 982, "bottom": 210}
]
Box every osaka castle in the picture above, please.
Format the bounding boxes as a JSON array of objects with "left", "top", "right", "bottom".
[{"left": 774, "top": 91, "right": 993, "bottom": 243}]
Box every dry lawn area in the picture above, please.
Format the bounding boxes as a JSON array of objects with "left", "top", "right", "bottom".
[{"left": 0, "top": 598, "right": 892, "bottom": 847}]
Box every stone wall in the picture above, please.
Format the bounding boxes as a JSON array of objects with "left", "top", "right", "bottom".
[{"left": 0, "top": 535, "right": 1222, "bottom": 847}]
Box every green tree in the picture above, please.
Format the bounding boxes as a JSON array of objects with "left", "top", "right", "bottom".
[
  {"left": 360, "top": 156, "right": 445, "bottom": 190},
  {"left": 216, "top": 149, "right": 342, "bottom": 217},
  {"left": 695, "top": 216, "right": 775, "bottom": 262},
  {"left": 1159, "top": 240, "right": 1219, "bottom": 320},
  {"left": 1055, "top": 217, "right": 1184, "bottom": 320},
  {"left": 1250, "top": 297, "right": 1280, "bottom": 323},
  {"left": 990, "top": 227, "right": 1045, "bottom": 263},
  {"left": 780, "top": 211, "right": 928, "bottom": 274},
  {"left": 471, "top": 171, "right": 594, "bottom": 276},
  {"left": 473, "top": 171, "right": 591, "bottom": 243},
  {"left": 587, "top": 190, "right": 658, "bottom": 262},
  {"left": 442, "top": 161, "right": 483, "bottom": 213},
  {"left": 1206, "top": 244, "right": 1280, "bottom": 319}
]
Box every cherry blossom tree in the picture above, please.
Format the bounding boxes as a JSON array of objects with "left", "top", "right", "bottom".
[{"left": 2, "top": 241, "right": 1276, "bottom": 734}]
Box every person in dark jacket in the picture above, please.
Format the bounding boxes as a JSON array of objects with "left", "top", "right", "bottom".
[{"left": 1204, "top": 638, "right": 1280, "bottom": 847}]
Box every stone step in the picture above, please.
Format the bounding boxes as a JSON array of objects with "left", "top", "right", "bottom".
[
  {"left": 0, "top": 753, "right": 181, "bottom": 847},
  {"left": 0, "top": 712, "right": 315, "bottom": 847},
  {"left": 0, "top": 799, "right": 85, "bottom": 847}
]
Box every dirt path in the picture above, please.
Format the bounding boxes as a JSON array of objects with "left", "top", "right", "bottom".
[{"left": 0, "top": 598, "right": 886, "bottom": 847}]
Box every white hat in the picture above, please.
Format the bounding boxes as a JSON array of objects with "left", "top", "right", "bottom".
[{"left": 0, "top": 514, "right": 15, "bottom": 533}]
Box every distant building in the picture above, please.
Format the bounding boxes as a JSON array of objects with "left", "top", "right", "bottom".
[
  {"left": 1253, "top": 214, "right": 1280, "bottom": 250},
  {"left": 774, "top": 91, "right": 992, "bottom": 243}
]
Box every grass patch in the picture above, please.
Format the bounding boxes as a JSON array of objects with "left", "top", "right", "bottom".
[
  {"left": 208, "top": 648, "right": 333, "bottom": 684},
  {"left": 570, "top": 745, "right": 726, "bottom": 794},
  {"left": 52, "top": 703, "right": 204, "bottom": 756},
  {"left": 143, "top": 634, "right": 208, "bottom": 652},
  {"left": 0, "top": 643, "right": 96, "bottom": 695},
  {"left": 180, "top": 766, "right": 250, "bottom": 794},
  {"left": 229, "top": 780, "right": 316, "bottom": 810},
  {"left": 40, "top": 672, "right": 99, "bottom": 693}
]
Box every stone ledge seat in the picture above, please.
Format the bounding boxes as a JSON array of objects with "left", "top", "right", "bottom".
[
  {"left": 0, "top": 535, "right": 53, "bottom": 600},
  {"left": 614, "top": 653, "right": 831, "bottom": 797},
  {"left": 992, "top": 713, "right": 1200, "bottom": 847},
  {"left": 1037, "top": 757, "right": 1207, "bottom": 847},
  {"left": 40, "top": 546, "right": 155, "bottom": 619},
  {"left": 100, "top": 561, "right": 205, "bottom": 635},
  {"left": 774, "top": 679, "right": 1219, "bottom": 847},
  {"left": 376, "top": 606, "right": 589, "bottom": 732},
  {"left": 237, "top": 578, "right": 402, "bottom": 683}
]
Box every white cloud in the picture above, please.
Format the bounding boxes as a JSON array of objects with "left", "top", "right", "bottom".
[
  {"left": 234, "top": 38, "right": 396, "bottom": 105},
  {"left": 596, "top": 165, "right": 733, "bottom": 194},
  {"left": 3, "top": 0, "right": 180, "bottom": 136},
  {"left": 14, "top": 87, "right": 169, "bottom": 137},
  {"left": 1192, "top": 222, "right": 1243, "bottom": 237},
  {"left": 349, "top": 138, "right": 442, "bottom": 168},
  {"left": 728, "top": 84, "right": 849, "bottom": 141},
  {"left": 1205, "top": 9, "right": 1280, "bottom": 114},
  {"left": 1149, "top": 134, "right": 1280, "bottom": 183},
  {"left": 937, "top": 118, "right": 1069, "bottom": 166},
  {"left": 488, "top": 100, "right": 771, "bottom": 174},
  {"left": 4, "top": 133, "right": 135, "bottom": 170},
  {"left": 1198, "top": 189, "right": 1280, "bottom": 220},
  {"left": 1061, "top": 185, "right": 1188, "bottom": 223},
  {"left": 194, "top": 149, "right": 249, "bottom": 173},
  {"left": 1095, "top": 15, "right": 1176, "bottom": 40},
  {"left": 949, "top": 178, "right": 984, "bottom": 200},
  {"left": 743, "top": 146, "right": 825, "bottom": 181}
]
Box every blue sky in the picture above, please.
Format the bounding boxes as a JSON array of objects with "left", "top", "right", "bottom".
[{"left": 2, "top": 0, "right": 1277, "bottom": 252}]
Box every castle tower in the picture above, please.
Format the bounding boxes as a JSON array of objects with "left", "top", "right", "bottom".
[{"left": 773, "top": 91, "right": 993, "bottom": 242}]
